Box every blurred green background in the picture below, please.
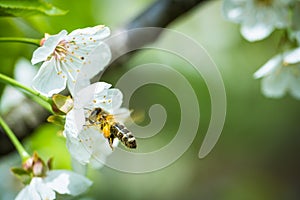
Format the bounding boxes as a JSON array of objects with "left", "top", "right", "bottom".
[{"left": 0, "top": 0, "right": 300, "bottom": 200}]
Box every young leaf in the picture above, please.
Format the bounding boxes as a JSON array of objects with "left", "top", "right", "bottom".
[
  {"left": 11, "top": 167, "right": 32, "bottom": 185},
  {"left": 47, "top": 115, "right": 65, "bottom": 127},
  {"left": 0, "top": 0, "right": 67, "bottom": 17}
]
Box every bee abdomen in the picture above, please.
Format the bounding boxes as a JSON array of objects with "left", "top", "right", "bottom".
[{"left": 111, "top": 123, "right": 137, "bottom": 149}]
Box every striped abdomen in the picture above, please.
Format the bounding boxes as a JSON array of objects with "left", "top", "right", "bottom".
[{"left": 110, "top": 123, "right": 136, "bottom": 149}]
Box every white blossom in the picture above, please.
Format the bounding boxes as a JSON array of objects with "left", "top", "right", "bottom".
[
  {"left": 254, "top": 47, "right": 300, "bottom": 99},
  {"left": 63, "top": 82, "right": 130, "bottom": 168},
  {"left": 223, "top": 0, "right": 293, "bottom": 41},
  {"left": 31, "top": 25, "right": 111, "bottom": 97},
  {"left": 15, "top": 170, "right": 92, "bottom": 200}
]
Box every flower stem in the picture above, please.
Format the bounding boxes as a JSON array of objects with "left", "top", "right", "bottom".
[
  {"left": 0, "top": 37, "right": 40, "bottom": 46},
  {"left": 0, "top": 116, "right": 30, "bottom": 161},
  {"left": 0, "top": 73, "right": 53, "bottom": 113}
]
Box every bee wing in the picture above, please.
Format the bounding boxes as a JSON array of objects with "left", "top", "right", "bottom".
[{"left": 110, "top": 108, "right": 131, "bottom": 123}]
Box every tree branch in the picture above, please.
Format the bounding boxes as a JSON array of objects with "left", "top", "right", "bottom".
[{"left": 107, "top": 0, "right": 206, "bottom": 67}]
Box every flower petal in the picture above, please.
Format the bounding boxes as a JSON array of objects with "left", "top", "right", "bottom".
[
  {"left": 78, "top": 128, "right": 115, "bottom": 168},
  {"left": 79, "top": 42, "right": 111, "bottom": 80},
  {"left": 75, "top": 82, "right": 112, "bottom": 108},
  {"left": 45, "top": 170, "right": 92, "bottom": 196},
  {"left": 273, "top": 6, "right": 290, "bottom": 28},
  {"left": 66, "top": 135, "right": 92, "bottom": 165},
  {"left": 66, "top": 26, "right": 110, "bottom": 63},
  {"left": 241, "top": 15, "right": 274, "bottom": 42},
  {"left": 92, "top": 88, "right": 123, "bottom": 112},
  {"left": 261, "top": 68, "right": 289, "bottom": 98},
  {"left": 71, "top": 157, "right": 88, "bottom": 175},
  {"left": 32, "top": 57, "right": 67, "bottom": 97},
  {"left": 222, "top": 0, "right": 247, "bottom": 23},
  {"left": 15, "top": 185, "right": 40, "bottom": 200},
  {"left": 68, "top": 25, "right": 110, "bottom": 41},
  {"left": 284, "top": 47, "right": 300, "bottom": 64},
  {"left": 64, "top": 109, "right": 85, "bottom": 138},
  {"left": 254, "top": 55, "right": 282, "bottom": 79},
  {"left": 32, "top": 178, "right": 56, "bottom": 200},
  {"left": 31, "top": 30, "right": 68, "bottom": 65},
  {"left": 64, "top": 109, "right": 93, "bottom": 164},
  {"left": 19, "top": 177, "right": 56, "bottom": 200}
]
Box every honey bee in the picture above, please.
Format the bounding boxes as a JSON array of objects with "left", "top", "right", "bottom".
[{"left": 85, "top": 107, "right": 137, "bottom": 149}]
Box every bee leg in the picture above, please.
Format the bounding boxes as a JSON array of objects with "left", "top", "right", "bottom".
[
  {"left": 82, "top": 124, "right": 95, "bottom": 130},
  {"left": 108, "top": 135, "right": 115, "bottom": 150}
]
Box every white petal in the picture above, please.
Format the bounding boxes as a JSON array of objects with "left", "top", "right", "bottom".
[
  {"left": 79, "top": 128, "right": 104, "bottom": 154},
  {"left": 89, "top": 157, "right": 105, "bottom": 169},
  {"left": 67, "top": 131, "right": 95, "bottom": 165},
  {"left": 66, "top": 26, "right": 110, "bottom": 62},
  {"left": 93, "top": 82, "right": 112, "bottom": 93},
  {"left": 273, "top": 6, "right": 290, "bottom": 28},
  {"left": 89, "top": 136, "right": 118, "bottom": 169},
  {"left": 73, "top": 77, "right": 91, "bottom": 96},
  {"left": 57, "top": 55, "right": 83, "bottom": 96},
  {"left": 241, "top": 18, "right": 274, "bottom": 42},
  {"left": 93, "top": 88, "right": 123, "bottom": 112},
  {"left": 75, "top": 82, "right": 112, "bottom": 108},
  {"left": 32, "top": 178, "right": 56, "bottom": 200},
  {"left": 222, "top": 0, "right": 247, "bottom": 23},
  {"left": 79, "top": 42, "right": 111, "bottom": 80},
  {"left": 89, "top": 137, "right": 119, "bottom": 169},
  {"left": 15, "top": 185, "right": 40, "bottom": 200},
  {"left": 66, "top": 74, "right": 79, "bottom": 97},
  {"left": 64, "top": 110, "right": 92, "bottom": 164},
  {"left": 31, "top": 30, "right": 68, "bottom": 65},
  {"left": 19, "top": 177, "right": 56, "bottom": 200},
  {"left": 284, "top": 48, "right": 300, "bottom": 64},
  {"left": 64, "top": 109, "right": 85, "bottom": 138},
  {"left": 79, "top": 128, "right": 113, "bottom": 168},
  {"left": 254, "top": 55, "right": 282, "bottom": 79},
  {"left": 45, "top": 170, "right": 92, "bottom": 196},
  {"left": 71, "top": 157, "right": 88, "bottom": 175},
  {"left": 68, "top": 26, "right": 110, "bottom": 40},
  {"left": 32, "top": 57, "right": 67, "bottom": 97},
  {"left": 261, "top": 68, "right": 289, "bottom": 98},
  {"left": 66, "top": 135, "right": 92, "bottom": 164}
]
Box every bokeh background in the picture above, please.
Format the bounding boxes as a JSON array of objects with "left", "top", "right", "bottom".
[{"left": 0, "top": 0, "right": 300, "bottom": 199}]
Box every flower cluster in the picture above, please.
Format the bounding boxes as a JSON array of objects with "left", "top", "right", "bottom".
[
  {"left": 63, "top": 82, "right": 130, "bottom": 168},
  {"left": 223, "top": 0, "right": 293, "bottom": 42},
  {"left": 11, "top": 25, "right": 132, "bottom": 199},
  {"left": 13, "top": 153, "right": 92, "bottom": 200},
  {"left": 253, "top": 48, "right": 300, "bottom": 99},
  {"left": 223, "top": 0, "right": 300, "bottom": 99}
]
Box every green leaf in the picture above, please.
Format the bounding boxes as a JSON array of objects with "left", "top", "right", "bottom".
[
  {"left": 0, "top": 0, "right": 67, "bottom": 17},
  {"left": 11, "top": 167, "right": 32, "bottom": 185},
  {"left": 11, "top": 167, "right": 29, "bottom": 176}
]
